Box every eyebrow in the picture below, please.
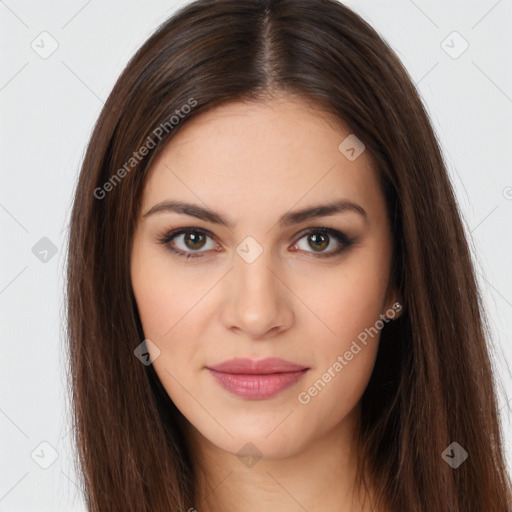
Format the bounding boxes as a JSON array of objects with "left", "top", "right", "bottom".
[{"left": 142, "top": 199, "right": 368, "bottom": 228}]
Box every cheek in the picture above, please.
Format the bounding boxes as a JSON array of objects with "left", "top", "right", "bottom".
[
  {"left": 131, "top": 270, "right": 179, "bottom": 342},
  {"left": 296, "top": 285, "right": 384, "bottom": 428},
  {"left": 130, "top": 256, "right": 200, "bottom": 408},
  {"left": 304, "top": 249, "right": 391, "bottom": 352},
  {"left": 295, "top": 245, "right": 390, "bottom": 411},
  {"left": 131, "top": 242, "right": 210, "bottom": 341},
  {"left": 130, "top": 244, "right": 216, "bottom": 398}
]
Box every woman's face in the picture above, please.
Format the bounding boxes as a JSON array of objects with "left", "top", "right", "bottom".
[{"left": 130, "top": 95, "right": 398, "bottom": 459}]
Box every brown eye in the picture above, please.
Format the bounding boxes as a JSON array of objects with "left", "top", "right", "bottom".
[
  {"left": 158, "top": 228, "right": 217, "bottom": 258},
  {"left": 307, "top": 232, "right": 329, "bottom": 252},
  {"left": 293, "top": 228, "right": 354, "bottom": 258},
  {"left": 183, "top": 231, "right": 207, "bottom": 250}
]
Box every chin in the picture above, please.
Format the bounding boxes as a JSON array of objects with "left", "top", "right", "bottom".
[{"left": 195, "top": 418, "right": 313, "bottom": 463}]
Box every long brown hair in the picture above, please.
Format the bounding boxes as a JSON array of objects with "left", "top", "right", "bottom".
[{"left": 65, "top": 0, "right": 512, "bottom": 510}]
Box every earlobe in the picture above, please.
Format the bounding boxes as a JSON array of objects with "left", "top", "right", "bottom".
[
  {"left": 390, "top": 300, "right": 403, "bottom": 320},
  {"left": 383, "top": 296, "right": 404, "bottom": 321}
]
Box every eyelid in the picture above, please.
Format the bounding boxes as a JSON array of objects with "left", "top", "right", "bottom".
[{"left": 157, "top": 226, "right": 355, "bottom": 259}]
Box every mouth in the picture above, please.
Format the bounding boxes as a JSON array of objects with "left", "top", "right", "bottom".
[{"left": 206, "top": 357, "right": 310, "bottom": 400}]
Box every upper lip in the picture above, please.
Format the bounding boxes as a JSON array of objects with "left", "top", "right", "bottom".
[{"left": 206, "top": 357, "right": 308, "bottom": 374}]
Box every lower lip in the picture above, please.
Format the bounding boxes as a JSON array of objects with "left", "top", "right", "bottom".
[{"left": 207, "top": 368, "right": 309, "bottom": 399}]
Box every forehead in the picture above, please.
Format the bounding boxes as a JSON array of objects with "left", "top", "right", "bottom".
[{"left": 141, "top": 95, "right": 384, "bottom": 224}]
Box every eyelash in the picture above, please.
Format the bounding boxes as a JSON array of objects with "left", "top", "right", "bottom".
[{"left": 156, "top": 227, "right": 355, "bottom": 260}]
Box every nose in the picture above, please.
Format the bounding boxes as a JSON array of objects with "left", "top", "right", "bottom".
[{"left": 219, "top": 246, "right": 294, "bottom": 340}]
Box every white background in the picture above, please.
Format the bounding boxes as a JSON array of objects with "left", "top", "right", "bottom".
[{"left": 1, "top": 0, "right": 511, "bottom": 510}]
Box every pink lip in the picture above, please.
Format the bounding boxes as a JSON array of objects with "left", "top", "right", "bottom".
[{"left": 206, "top": 357, "right": 309, "bottom": 399}]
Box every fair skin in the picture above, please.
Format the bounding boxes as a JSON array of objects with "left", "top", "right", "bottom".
[{"left": 130, "top": 94, "right": 399, "bottom": 511}]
